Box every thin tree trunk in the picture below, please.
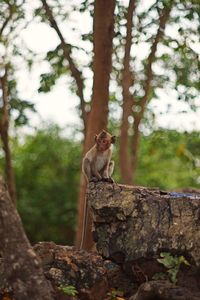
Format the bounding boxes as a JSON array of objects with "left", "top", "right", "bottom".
[
  {"left": 130, "top": 3, "right": 173, "bottom": 183},
  {"left": 0, "top": 69, "right": 17, "bottom": 205},
  {"left": 1, "top": 130, "right": 17, "bottom": 205},
  {"left": 130, "top": 115, "right": 140, "bottom": 183},
  {"left": 0, "top": 177, "right": 53, "bottom": 300},
  {"left": 119, "top": 0, "right": 136, "bottom": 184},
  {"left": 75, "top": 0, "right": 116, "bottom": 250},
  {"left": 0, "top": 2, "right": 13, "bottom": 36}
]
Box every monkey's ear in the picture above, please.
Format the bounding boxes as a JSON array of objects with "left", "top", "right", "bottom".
[
  {"left": 111, "top": 135, "right": 116, "bottom": 144},
  {"left": 94, "top": 134, "right": 98, "bottom": 142}
]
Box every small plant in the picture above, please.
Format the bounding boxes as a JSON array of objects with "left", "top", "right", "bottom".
[
  {"left": 58, "top": 284, "right": 78, "bottom": 296},
  {"left": 156, "top": 252, "right": 190, "bottom": 283},
  {"left": 107, "top": 288, "right": 125, "bottom": 300}
]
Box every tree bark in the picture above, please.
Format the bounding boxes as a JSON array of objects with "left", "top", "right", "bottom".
[
  {"left": 0, "top": 177, "right": 53, "bottom": 300},
  {"left": 119, "top": 0, "right": 136, "bottom": 185},
  {"left": 0, "top": 70, "right": 17, "bottom": 205},
  {"left": 88, "top": 182, "right": 200, "bottom": 266},
  {"left": 130, "top": 115, "right": 140, "bottom": 183},
  {"left": 0, "top": 2, "right": 13, "bottom": 36},
  {"left": 75, "top": 0, "right": 116, "bottom": 250}
]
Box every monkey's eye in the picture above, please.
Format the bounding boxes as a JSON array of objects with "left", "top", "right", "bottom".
[{"left": 102, "top": 140, "right": 106, "bottom": 144}]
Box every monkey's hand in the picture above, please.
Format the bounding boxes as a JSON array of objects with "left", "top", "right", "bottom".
[{"left": 89, "top": 177, "right": 101, "bottom": 183}]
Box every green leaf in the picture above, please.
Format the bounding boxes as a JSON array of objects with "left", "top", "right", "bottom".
[
  {"left": 179, "top": 256, "right": 190, "bottom": 266},
  {"left": 59, "top": 285, "right": 78, "bottom": 296},
  {"left": 168, "top": 268, "right": 178, "bottom": 284}
]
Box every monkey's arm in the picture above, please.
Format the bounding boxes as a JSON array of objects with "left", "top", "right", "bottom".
[
  {"left": 102, "top": 151, "right": 115, "bottom": 182},
  {"left": 83, "top": 157, "right": 102, "bottom": 182},
  {"left": 82, "top": 158, "right": 92, "bottom": 182}
]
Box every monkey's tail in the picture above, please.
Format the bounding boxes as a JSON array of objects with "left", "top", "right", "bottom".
[{"left": 79, "top": 193, "right": 88, "bottom": 250}]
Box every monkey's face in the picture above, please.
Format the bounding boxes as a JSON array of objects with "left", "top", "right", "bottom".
[
  {"left": 95, "top": 130, "right": 116, "bottom": 152},
  {"left": 96, "top": 137, "right": 111, "bottom": 152}
]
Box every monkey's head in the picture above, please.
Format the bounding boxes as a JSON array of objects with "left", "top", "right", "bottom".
[{"left": 95, "top": 130, "right": 116, "bottom": 152}]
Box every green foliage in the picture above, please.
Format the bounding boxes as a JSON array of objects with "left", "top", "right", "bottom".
[
  {"left": 0, "top": 1, "right": 36, "bottom": 128},
  {"left": 38, "top": 46, "right": 69, "bottom": 93},
  {"left": 9, "top": 98, "right": 35, "bottom": 126},
  {"left": 157, "top": 252, "right": 190, "bottom": 283},
  {"left": 13, "top": 124, "right": 81, "bottom": 244},
  {"left": 113, "top": 0, "right": 200, "bottom": 112},
  {"left": 135, "top": 130, "right": 200, "bottom": 189},
  {"left": 8, "top": 74, "right": 36, "bottom": 126},
  {"left": 0, "top": 67, "right": 36, "bottom": 128},
  {"left": 58, "top": 285, "right": 78, "bottom": 296},
  {"left": 107, "top": 288, "right": 125, "bottom": 300}
]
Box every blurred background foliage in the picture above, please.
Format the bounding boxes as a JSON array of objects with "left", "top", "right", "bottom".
[
  {"left": 10, "top": 124, "right": 81, "bottom": 244},
  {"left": 0, "top": 124, "right": 199, "bottom": 244}
]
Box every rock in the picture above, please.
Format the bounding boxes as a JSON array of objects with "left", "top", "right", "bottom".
[
  {"left": 129, "top": 280, "right": 200, "bottom": 300},
  {"left": 87, "top": 182, "right": 200, "bottom": 266},
  {"left": 0, "top": 178, "right": 53, "bottom": 300},
  {"left": 34, "top": 242, "right": 136, "bottom": 300}
]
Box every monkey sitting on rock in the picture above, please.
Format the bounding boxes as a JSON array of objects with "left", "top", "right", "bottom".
[{"left": 82, "top": 130, "right": 115, "bottom": 183}]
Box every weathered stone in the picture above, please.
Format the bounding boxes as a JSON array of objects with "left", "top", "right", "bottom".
[
  {"left": 129, "top": 280, "right": 200, "bottom": 300},
  {"left": 34, "top": 242, "right": 136, "bottom": 300},
  {"left": 0, "top": 178, "right": 53, "bottom": 300},
  {"left": 87, "top": 182, "right": 200, "bottom": 266}
]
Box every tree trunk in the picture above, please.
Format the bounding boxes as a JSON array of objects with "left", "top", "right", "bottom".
[
  {"left": 131, "top": 115, "right": 140, "bottom": 183},
  {"left": 130, "top": 3, "right": 173, "bottom": 183},
  {"left": 75, "top": 0, "right": 116, "bottom": 250},
  {"left": 0, "top": 70, "right": 17, "bottom": 205},
  {"left": 119, "top": 0, "right": 136, "bottom": 185},
  {"left": 1, "top": 130, "right": 17, "bottom": 205},
  {"left": 0, "top": 177, "right": 53, "bottom": 300}
]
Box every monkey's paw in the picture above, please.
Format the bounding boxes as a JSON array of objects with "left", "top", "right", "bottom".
[
  {"left": 102, "top": 177, "right": 114, "bottom": 183},
  {"left": 89, "top": 177, "right": 101, "bottom": 183}
]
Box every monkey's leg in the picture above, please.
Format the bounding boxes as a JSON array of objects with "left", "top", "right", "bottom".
[
  {"left": 108, "top": 160, "right": 115, "bottom": 177},
  {"left": 102, "top": 164, "right": 109, "bottom": 179}
]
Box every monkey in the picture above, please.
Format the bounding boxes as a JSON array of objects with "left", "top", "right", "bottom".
[
  {"left": 80, "top": 130, "right": 115, "bottom": 250},
  {"left": 82, "top": 130, "right": 116, "bottom": 183}
]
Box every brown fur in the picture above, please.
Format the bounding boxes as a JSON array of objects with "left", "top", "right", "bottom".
[
  {"left": 80, "top": 130, "right": 115, "bottom": 249},
  {"left": 82, "top": 130, "right": 115, "bottom": 183}
]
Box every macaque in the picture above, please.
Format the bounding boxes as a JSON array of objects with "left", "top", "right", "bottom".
[{"left": 82, "top": 130, "right": 115, "bottom": 183}]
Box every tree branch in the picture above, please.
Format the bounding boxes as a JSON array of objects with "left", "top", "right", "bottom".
[
  {"left": 0, "top": 66, "right": 17, "bottom": 204},
  {"left": 0, "top": 67, "right": 9, "bottom": 133},
  {"left": 0, "top": 3, "right": 13, "bottom": 36},
  {"left": 135, "top": 3, "right": 173, "bottom": 119},
  {"left": 41, "top": 0, "right": 87, "bottom": 130}
]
